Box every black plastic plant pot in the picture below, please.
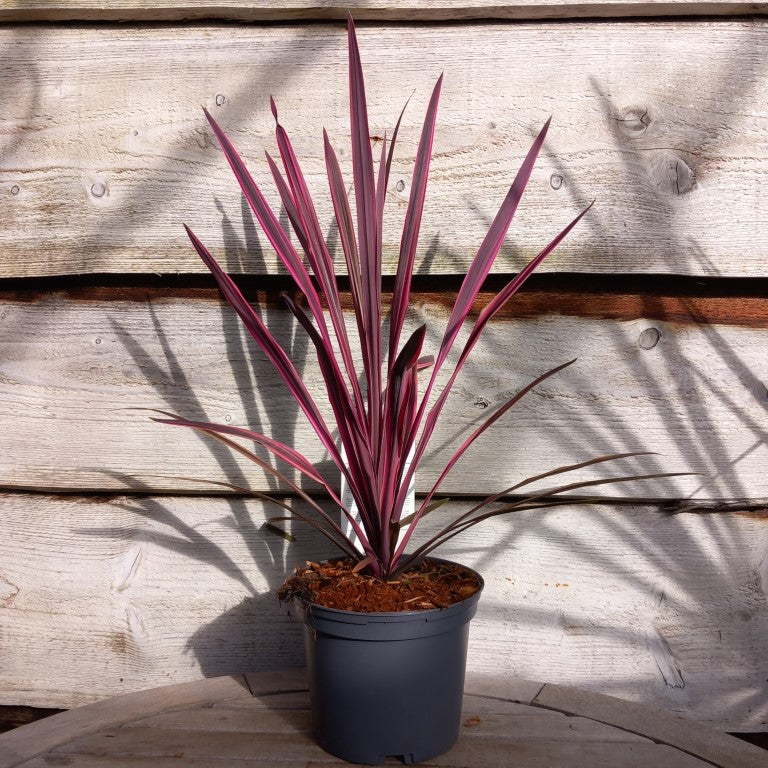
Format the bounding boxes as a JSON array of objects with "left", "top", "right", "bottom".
[{"left": 297, "top": 561, "right": 484, "bottom": 765}]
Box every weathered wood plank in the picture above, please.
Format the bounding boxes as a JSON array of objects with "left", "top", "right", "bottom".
[
  {"left": 407, "top": 741, "right": 713, "bottom": 768},
  {"left": 19, "top": 757, "right": 262, "bottom": 768},
  {"left": 533, "top": 684, "right": 768, "bottom": 768},
  {"left": 0, "top": 492, "right": 765, "bottom": 729},
  {"left": 212, "top": 689, "right": 550, "bottom": 715},
  {"left": 15, "top": 744, "right": 718, "bottom": 768},
  {"left": 2, "top": 22, "right": 768, "bottom": 277},
  {"left": 1, "top": 292, "right": 767, "bottom": 500},
  {"left": 0, "top": 0, "right": 765, "bottom": 22},
  {"left": 464, "top": 678, "right": 546, "bottom": 707},
  {"left": 5, "top": 671, "right": 763, "bottom": 768},
  {"left": 53, "top": 727, "right": 711, "bottom": 767},
  {"left": 0, "top": 676, "right": 251, "bottom": 768},
  {"left": 54, "top": 727, "right": 329, "bottom": 761},
  {"left": 130, "top": 707, "right": 650, "bottom": 743},
  {"left": 0, "top": 670, "right": 304, "bottom": 768}
]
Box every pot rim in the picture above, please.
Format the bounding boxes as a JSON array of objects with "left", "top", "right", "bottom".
[{"left": 297, "top": 556, "right": 484, "bottom": 622}]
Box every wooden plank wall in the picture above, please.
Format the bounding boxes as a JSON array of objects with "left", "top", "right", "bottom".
[{"left": 1, "top": 1, "right": 767, "bottom": 732}]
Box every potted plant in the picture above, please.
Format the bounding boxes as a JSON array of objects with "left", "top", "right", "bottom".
[{"left": 157, "top": 17, "right": 685, "bottom": 765}]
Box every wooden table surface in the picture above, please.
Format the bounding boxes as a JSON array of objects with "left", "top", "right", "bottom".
[{"left": 0, "top": 669, "right": 765, "bottom": 767}]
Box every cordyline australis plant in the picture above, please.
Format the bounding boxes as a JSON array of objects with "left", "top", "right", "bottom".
[{"left": 157, "top": 18, "right": 684, "bottom": 580}]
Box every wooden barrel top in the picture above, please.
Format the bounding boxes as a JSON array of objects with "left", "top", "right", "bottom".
[{"left": 0, "top": 669, "right": 764, "bottom": 767}]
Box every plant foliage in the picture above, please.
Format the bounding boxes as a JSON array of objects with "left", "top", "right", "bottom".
[{"left": 158, "top": 17, "right": 686, "bottom": 579}]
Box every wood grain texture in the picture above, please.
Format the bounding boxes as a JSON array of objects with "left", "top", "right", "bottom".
[
  {"left": 0, "top": 0, "right": 766, "bottom": 22},
  {"left": 0, "top": 676, "right": 252, "bottom": 768},
  {"left": 48, "top": 724, "right": 711, "bottom": 767},
  {"left": 2, "top": 22, "right": 768, "bottom": 277},
  {"left": 0, "top": 492, "right": 766, "bottom": 729},
  {"left": 1, "top": 677, "right": 765, "bottom": 768},
  {"left": 1, "top": 292, "right": 767, "bottom": 500},
  {"left": 532, "top": 684, "right": 768, "bottom": 768}
]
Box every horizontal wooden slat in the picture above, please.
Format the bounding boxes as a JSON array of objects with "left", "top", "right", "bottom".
[
  {"left": 1, "top": 291, "right": 767, "bottom": 500},
  {"left": 532, "top": 684, "right": 768, "bottom": 768},
  {"left": 52, "top": 726, "right": 710, "bottom": 767},
  {"left": 213, "top": 686, "right": 545, "bottom": 714},
  {"left": 0, "top": 492, "right": 329, "bottom": 711},
  {"left": 5, "top": 671, "right": 763, "bottom": 768},
  {"left": 0, "top": 492, "right": 766, "bottom": 729},
  {"left": 0, "top": 676, "right": 253, "bottom": 768},
  {"left": 130, "top": 707, "right": 648, "bottom": 742},
  {"left": 2, "top": 22, "right": 768, "bottom": 277},
  {"left": 0, "top": 0, "right": 766, "bottom": 22}
]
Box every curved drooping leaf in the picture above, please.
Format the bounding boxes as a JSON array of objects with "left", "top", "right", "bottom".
[{"left": 165, "top": 16, "right": 685, "bottom": 578}]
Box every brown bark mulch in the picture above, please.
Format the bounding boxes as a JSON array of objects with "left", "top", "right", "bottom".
[{"left": 277, "top": 558, "right": 481, "bottom": 612}]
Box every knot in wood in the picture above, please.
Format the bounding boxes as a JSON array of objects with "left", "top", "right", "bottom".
[
  {"left": 648, "top": 155, "right": 695, "bottom": 196},
  {"left": 638, "top": 327, "right": 661, "bottom": 350},
  {"left": 616, "top": 107, "right": 651, "bottom": 136},
  {"left": 672, "top": 158, "right": 695, "bottom": 195}
]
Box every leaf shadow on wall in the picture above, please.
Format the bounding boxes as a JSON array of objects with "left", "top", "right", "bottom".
[
  {"left": 78, "top": 198, "right": 340, "bottom": 677},
  {"left": 418, "top": 43, "right": 768, "bottom": 725},
  {"left": 68, "top": 23, "right": 768, "bottom": 725}
]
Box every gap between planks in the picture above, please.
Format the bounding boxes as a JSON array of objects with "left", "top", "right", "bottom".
[{"left": 0, "top": 0, "right": 767, "bottom": 23}]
